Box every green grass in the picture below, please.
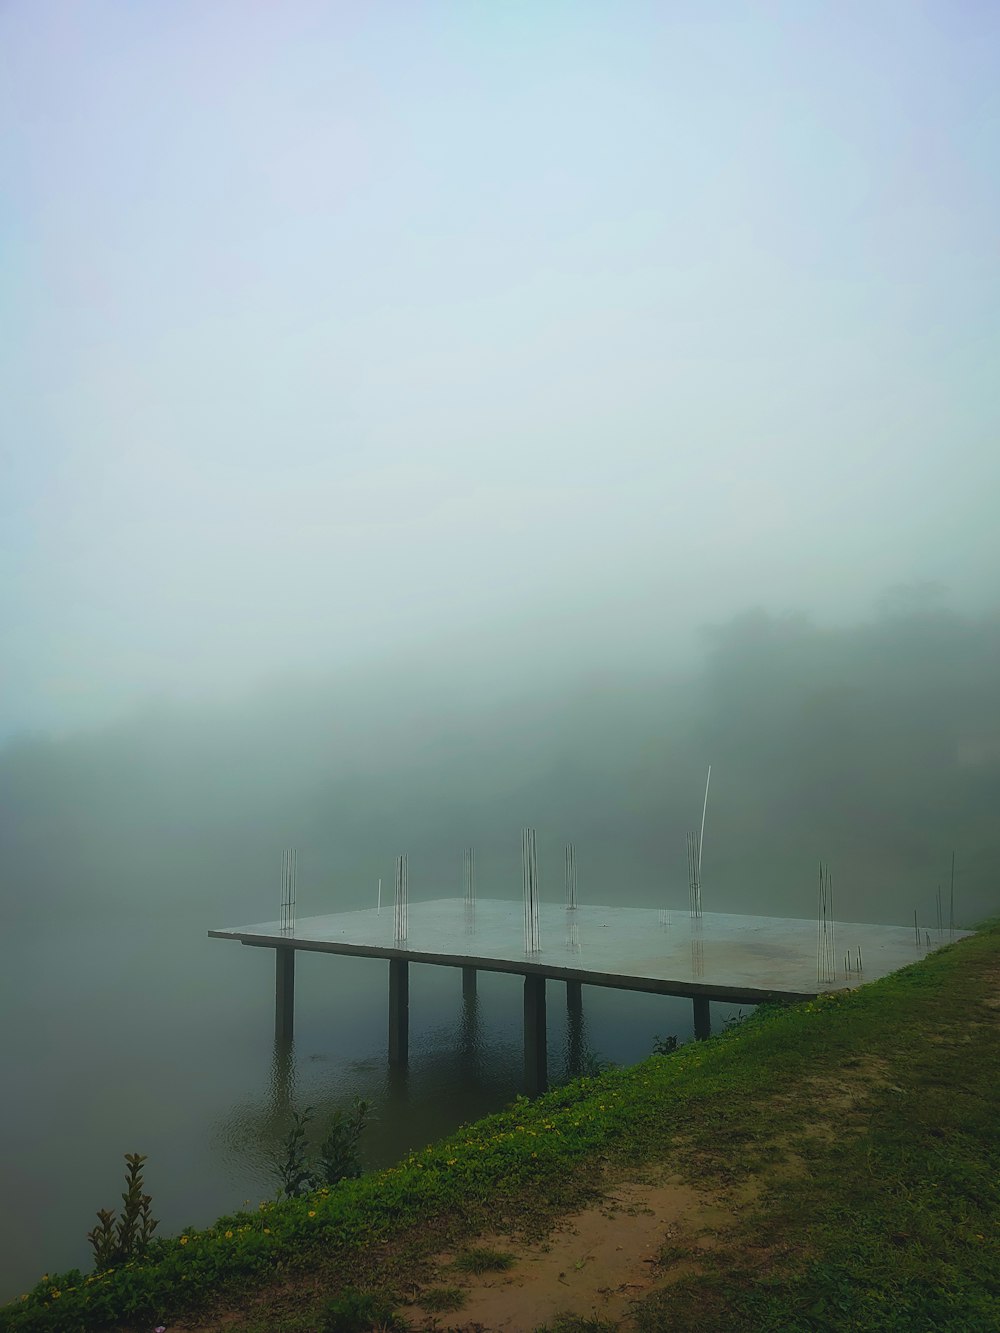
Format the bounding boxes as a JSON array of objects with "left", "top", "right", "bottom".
[
  {"left": 2, "top": 923, "right": 998, "bottom": 1332},
  {"left": 452, "top": 1245, "right": 516, "bottom": 1274},
  {"left": 321, "top": 1287, "right": 408, "bottom": 1332},
  {"left": 535, "top": 1317, "right": 619, "bottom": 1332},
  {"left": 630, "top": 926, "right": 1000, "bottom": 1332},
  {"left": 417, "top": 1284, "right": 466, "bottom": 1312}
]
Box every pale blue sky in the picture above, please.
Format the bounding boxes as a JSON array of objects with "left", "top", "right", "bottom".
[{"left": 2, "top": 1, "right": 998, "bottom": 735}]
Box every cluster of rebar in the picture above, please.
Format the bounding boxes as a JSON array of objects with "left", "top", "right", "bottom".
[
  {"left": 565, "top": 843, "right": 578, "bottom": 910},
  {"left": 844, "top": 946, "right": 863, "bottom": 976},
  {"left": 279, "top": 849, "right": 297, "bottom": 934},
  {"left": 936, "top": 853, "right": 957, "bottom": 943},
  {"left": 394, "top": 854, "right": 408, "bottom": 945},
  {"left": 565, "top": 915, "right": 581, "bottom": 953},
  {"left": 691, "top": 937, "right": 705, "bottom": 978},
  {"left": 816, "top": 861, "right": 836, "bottom": 984},
  {"left": 686, "top": 831, "right": 702, "bottom": 918},
  {"left": 522, "top": 827, "right": 541, "bottom": 954}
]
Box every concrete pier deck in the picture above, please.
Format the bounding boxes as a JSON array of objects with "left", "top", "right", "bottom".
[{"left": 210, "top": 900, "right": 963, "bottom": 1092}]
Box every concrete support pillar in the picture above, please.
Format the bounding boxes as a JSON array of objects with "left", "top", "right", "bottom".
[
  {"left": 462, "top": 966, "right": 477, "bottom": 1003},
  {"left": 275, "top": 946, "right": 295, "bottom": 1043},
  {"left": 388, "top": 958, "right": 409, "bottom": 1066},
  {"left": 693, "top": 995, "right": 711, "bottom": 1041},
  {"left": 523, "top": 973, "right": 547, "bottom": 1096}
]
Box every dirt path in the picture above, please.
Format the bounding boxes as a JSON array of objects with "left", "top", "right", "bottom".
[{"left": 403, "top": 1056, "right": 893, "bottom": 1331}]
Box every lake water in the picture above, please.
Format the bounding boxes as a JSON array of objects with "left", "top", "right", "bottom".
[{"left": 0, "top": 901, "right": 734, "bottom": 1303}]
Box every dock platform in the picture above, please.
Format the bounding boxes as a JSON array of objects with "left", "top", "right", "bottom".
[{"left": 210, "top": 899, "right": 957, "bottom": 1093}]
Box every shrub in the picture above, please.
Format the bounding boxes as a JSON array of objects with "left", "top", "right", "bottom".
[{"left": 86, "top": 1153, "right": 158, "bottom": 1271}]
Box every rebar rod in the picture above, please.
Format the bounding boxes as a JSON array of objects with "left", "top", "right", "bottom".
[
  {"left": 394, "top": 854, "right": 408, "bottom": 945},
  {"left": 464, "top": 847, "right": 476, "bottom": 908},
  {"left": 522, "top": 827, "right": 540, "bottom": 953},
  {"left": 565, "top": 843, "right": 578, "bottom": 910},
  {"left": 280, "top": 848, "right": 297, "bottom": 934}
]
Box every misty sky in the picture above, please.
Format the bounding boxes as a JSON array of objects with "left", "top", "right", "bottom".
[{"left": 3, "top": 1, "right": 998, "bottom": 738}]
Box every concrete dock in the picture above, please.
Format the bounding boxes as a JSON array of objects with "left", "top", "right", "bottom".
[{"left": 210, "top": 899, "right": 959, "bottom": 1094}]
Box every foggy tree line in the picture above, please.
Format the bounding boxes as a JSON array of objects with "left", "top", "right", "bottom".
[{"left": 1, "top": 598, "right": 997, "bottom": 928}]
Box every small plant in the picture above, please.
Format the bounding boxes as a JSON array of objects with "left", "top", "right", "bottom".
[
  {"left": 322, "top": 1286, "right": 407, "bottom": 1332},
  {"left": 274, "top": 1100, "right": 371, "bottom": 1198},
  {"left": 275, "top": 1107, "right": 314, "bottom": 1199},
  {"left": 318, "top": 1100, "right": 370, "bottom": 1186},
  {"left": 578, "top": 1051, "right": 616, "bottom": 1078},
  {"left": 419, "top": 1285, "right": 465, "bottom": 1312},
  {"left": 535, "top": 1317, "right": 618, "bottom": 1332},
  {"left": 652, "top": 1033, "right": 679, "bottom": 1055},
  {"left": 87, "top": 1152, "right": 158, "bottom": 1270},
  {"left": 453, "top": 1246, "right": 516, "bottom": 1274}
]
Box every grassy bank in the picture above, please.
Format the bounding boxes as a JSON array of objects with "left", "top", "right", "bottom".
[{"left": 3, "top": 923, "right": 998, "bottom": 1332}]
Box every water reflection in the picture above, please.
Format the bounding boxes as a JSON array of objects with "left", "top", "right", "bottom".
[
  {"left": 566, "top": 981, "right": 585, "bottom": 1078},
  {"left": 214, "top": 981, "right": 613, "bottom": 1190},
  {"left": 458, "top": 984, "right": 480, "bottom": 1081},
  {"left": 271, "top": 1037, "right": 296, "bottom": 1117}
]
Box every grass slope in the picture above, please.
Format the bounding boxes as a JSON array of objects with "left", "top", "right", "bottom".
[{"left": 3, "top": 923, "right": 998, "bottom": 1332}]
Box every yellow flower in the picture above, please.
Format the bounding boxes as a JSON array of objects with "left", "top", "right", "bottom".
[
  {"left": 179, "top": 1236, "right": 189, "bottom": 1246},
  {"left": 225, "top": 1230, "right": 233, "bottom": 1239},
  {"left": 308, "top": 1210, "right": 316, "bottom": 1218},
  {"left": 263, "top": 1227, "right": 271, "bottom": 1234}
]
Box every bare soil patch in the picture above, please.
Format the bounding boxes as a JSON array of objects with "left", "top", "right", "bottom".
[{"left": 407, "top": 1172, "right": 743, "bottom": 1331}]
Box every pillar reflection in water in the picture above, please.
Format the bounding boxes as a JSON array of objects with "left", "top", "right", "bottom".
[
  {"left": 270, "top": 1036, "right": 296, "bottom": 1119},
  {"left": 458, "top": 974, "right": 480, "bottom": 1081},
  {"left": 565, "top": 980, "right": 585, "bottom": 1078}
]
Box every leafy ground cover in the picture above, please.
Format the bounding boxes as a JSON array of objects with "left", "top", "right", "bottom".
[{"left": 2, "top": 923, "right": 998, "bottom": 1332}]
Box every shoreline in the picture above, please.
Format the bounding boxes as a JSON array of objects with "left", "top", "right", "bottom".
[{"left": 3, "top": 921, "right": 998, "bottom": 1331}]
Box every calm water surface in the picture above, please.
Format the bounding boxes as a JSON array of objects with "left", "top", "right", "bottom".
[{"left": 0, "top": 901, "right": 738, "bottom": 1302}]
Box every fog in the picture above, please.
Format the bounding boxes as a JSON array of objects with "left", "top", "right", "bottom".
[
  {"left": 6, "top": 6, "right": 1000, "bottom": 1299},
  {"left": 3, "top": 2, "right": 999, "bottom": 740},
  {"left": 2, "top": 594, "right": 997, "bottom": 932}
]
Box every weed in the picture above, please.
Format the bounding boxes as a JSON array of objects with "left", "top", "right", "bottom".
[
  {"left": 578, "top": 1052, "right": 616, "bottom": 1078},
  {"left": 317, "top": 1100, "right": 371, "bottom": 1187},
  {"left": 652, "top": 1033, "right": 679, "bottom": 1055},
  {"left": 274, "top": 1108, "right": 314, "bottom": 1199},
  {"left": 322, "top": 1287, "right": 407, "bottom": 1332},
  {"left": 274, "top": 1100, "right": 371, "bottom": 1198},
  {"left": 418, "top": 1285, "right": 465, "bottom": 1312},
  {"left": 453, "top": 1246, "right": 516, "bottom": 1274},
  {"left": 535, "top": 1316, "right": 618, "bottom": 1332}
]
